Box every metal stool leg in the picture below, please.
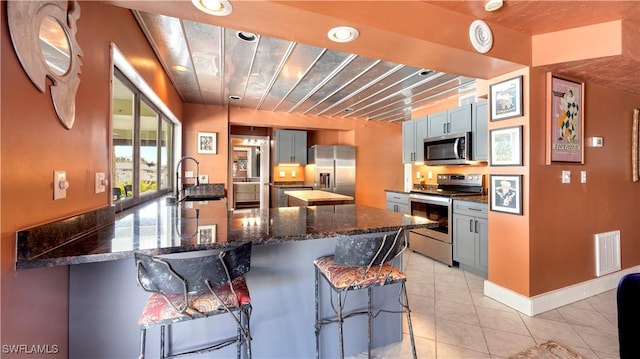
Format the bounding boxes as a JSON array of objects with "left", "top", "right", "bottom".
[
  {"left": 160, "top": 325, "right": 166, "bottom": 358},
  {"left": 367, "top": 287, "right": 372, "bottom": 359},
  {"left": 138, "top": 328, "right": 146, "bottom": 359},
  {"left": 236, "top": 310, "right": 242, "bottom": 359},
  {"left": 314, "top": 267, "right": 321, "bottom": 359},
  {"left": 337, "top": 291, "right": 345, "bottom": 359},
  {"left": 402, "top": 282, "right": 417, "bottom": 359},
  {"left": 241, "top": 308, "right": 252, "bottom": 359}
]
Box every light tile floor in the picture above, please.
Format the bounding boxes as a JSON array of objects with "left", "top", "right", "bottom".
[{"left": 350, "top": 250, "right": 620, "bottom": 359}]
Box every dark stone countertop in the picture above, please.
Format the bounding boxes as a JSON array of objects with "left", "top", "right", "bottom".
[
  {"left": 16, "top": 196, "right": 433, "bottom": 269},
  {"left": 384, "top": 189, "right": 410, "bottom": 194},
  {"left": 453, "top": 195, "right": 489, "bottom": 204}
]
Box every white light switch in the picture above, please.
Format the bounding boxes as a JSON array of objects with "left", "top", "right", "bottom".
[
  {"left": 279, "top": 171, "right": 285, "bottom": 177},
  {"left": 562, "top": 170, "right": 571, "bottom": 184},
  {"left": 54, "top": 170, "right": 69, "bottom": 200},
  {"left": 95, "top": 172, "right": 106, "bottom": 193},
  {"left": 291, "top": 170, "right": 296, "bottom": 177},
  {"left": 581, "top": 171, "right": 587, "bottom": 183}
]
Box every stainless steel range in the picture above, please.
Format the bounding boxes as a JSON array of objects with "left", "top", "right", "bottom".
[{"left": 408, "top": 173, "right": 483, "bottom": 266}]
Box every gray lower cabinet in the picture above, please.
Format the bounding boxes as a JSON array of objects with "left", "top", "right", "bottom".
[
  {"left": 453, "top": 199, "right": 488, "bottom": 278},
  {"left": 386, "top": 192, "right": 410, "bottom": 214}
]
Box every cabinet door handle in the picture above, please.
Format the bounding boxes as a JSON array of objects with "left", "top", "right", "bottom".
[
  {"left": 469, "top": 219, "right": 473, "bottom": 233},
  {"left": 447, "top": 122, "right": 451, "bottom": 133},
  {"left": 475, "top": 220, "right": 479, "bottom": 234},
  {"left": 443, "top": 123, "right": 447, "bottom": 134}
]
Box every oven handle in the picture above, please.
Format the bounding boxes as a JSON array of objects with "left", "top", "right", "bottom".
[
  {"left": 453, "top": 137, "right": 460, "bottom": 159},
  {"left": 409, "top": 194, "right": 452, "bottom": 206}
]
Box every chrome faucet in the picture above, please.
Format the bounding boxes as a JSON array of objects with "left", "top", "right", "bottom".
[{"left": 175, "top": 156, "right": 200, "bottom": 202}]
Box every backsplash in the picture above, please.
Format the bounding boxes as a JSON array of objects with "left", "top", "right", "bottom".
[
  {"left": 16, "top": 205, "right": 115, "bottom": 264},
  {"left": 412, "top": 163, "right": 489, "bottom": 188}
]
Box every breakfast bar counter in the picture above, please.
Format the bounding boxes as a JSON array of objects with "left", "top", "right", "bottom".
[
  {"left": 25, "top": 196, "right": 433, "bottom": 358},
  {"left": 17, "top": 195, "right": 430, "bottom": 269}
]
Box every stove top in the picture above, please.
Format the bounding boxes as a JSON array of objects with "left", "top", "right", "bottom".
[
  {"left": 410, "top": 173, "right": 484, "bottom": 197},
  {"left": 410, "top": 188, "right": 482, "bottom": 197}
]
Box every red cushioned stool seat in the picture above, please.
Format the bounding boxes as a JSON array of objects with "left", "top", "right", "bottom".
[
  {"left": 313, "top": 229, "right": 416, "bottom": 359},
  {"left": 135, "top": 242, "right": 252, "bottom": 359}
]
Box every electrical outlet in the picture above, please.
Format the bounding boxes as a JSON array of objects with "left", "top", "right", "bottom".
[
  {"left": 428, "top": 171, "right": 433, "bottom": 180},
  {"left": 279, "top": 171, "right": 285, "bottom": 177},
  {"left": 95, "top": 172, "right": 106, "bottom": 193},
  {"left": 291, "top": 170, "right": 296, "bottom": 177},
  {"left": 54, "top": 170, "right": 69, "bottom": 200},
  {"left": 562, "top": 170, "right": 571, "bottom": 184}
]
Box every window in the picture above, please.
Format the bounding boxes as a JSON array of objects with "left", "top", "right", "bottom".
[{"left": 111, "top": 70, "right": 174, "bottom": 209}]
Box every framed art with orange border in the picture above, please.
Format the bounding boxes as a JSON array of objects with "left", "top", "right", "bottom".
[{"left": 546, "top": 73, "right": 585, "bottom": 164}]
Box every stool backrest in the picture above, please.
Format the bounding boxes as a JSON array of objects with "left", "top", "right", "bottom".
[
  {"left": 135, "top": 242, "right": 252, "bottom": 295},
  {"left": 334, "top": 228, "right": 406, "bottom": 267}
]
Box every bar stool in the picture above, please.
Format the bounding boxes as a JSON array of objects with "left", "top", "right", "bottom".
[
  {"left": 135, "top": 242, "right": 252, "bottom": 359},
  {"left": 314, "top": 228, "right": 416, "bottom": 359}
]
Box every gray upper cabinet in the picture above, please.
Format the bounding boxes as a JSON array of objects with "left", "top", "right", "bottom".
[
  {"left": 402, "top": 116, "right": 428, "bottom": 163},
  {"left": 427, "top": 105, "right": 472, "bottom": 137},
  {"left": 472, "top": 101, "right": 488, "bottom": 161},
  {"left": 427, "top": 111, "right": 448, "bottom": 137},
  {"left": 275, "top": 130, "right": 307, "bottom": 165}
]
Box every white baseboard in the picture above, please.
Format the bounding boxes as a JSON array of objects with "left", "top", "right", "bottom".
[{"left": 484, "top": 265, "right": 640, "bottom": 316}]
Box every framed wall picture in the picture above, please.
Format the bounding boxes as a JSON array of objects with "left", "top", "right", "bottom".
[
  {"left": 546, "top": 73, "right": 584, "bottom": 164},
  {"left": 490, "top": 76, "right": 523, "bottom": 121},
  {"left": 198, "top": 132, "right": 217, "bottom": 154},
  {"left": 490, "top": 175, "right": 523, "bottom": 215},
  {"left": 197, "top": 225, "right": 217, "bottom": 244},
  {"left": 490, "top": 125, "right": 523, "bottom": 166}
]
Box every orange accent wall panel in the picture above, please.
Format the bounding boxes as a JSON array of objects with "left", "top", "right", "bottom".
[{"left": 1, "top": 2, "right": 182, "bottom": 353}]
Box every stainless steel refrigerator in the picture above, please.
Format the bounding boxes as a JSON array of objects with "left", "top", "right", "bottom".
[{"left": 304, "top": 145, "right": 356, "bottom": 198}]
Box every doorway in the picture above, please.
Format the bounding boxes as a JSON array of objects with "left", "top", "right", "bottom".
[{"left": 229, "top": 135, "right": 270, "bottom": 210}]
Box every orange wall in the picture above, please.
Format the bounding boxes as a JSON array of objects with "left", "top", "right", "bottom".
[
  {"left": 486, "top": 68, "right": 532, "bottom": 296},
  {"left": 528, "top": 71, "right": 640, "bottom": 295},
  {"left": 488, "top": 68, "right": 640, "bottom": 297},
  {"left": 182, "top": 104, "right": 229, "bottom": 186},
  {"left": 1, "top": 3, "right": 182, "bottom": 355}
]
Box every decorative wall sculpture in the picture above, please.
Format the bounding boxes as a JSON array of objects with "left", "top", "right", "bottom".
[{"left": 7, "top": 0, "right": 83, "bottom": 130}]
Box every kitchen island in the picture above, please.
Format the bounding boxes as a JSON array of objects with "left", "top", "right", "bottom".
[
  {"left": 18, "top": 196, "right": 432, "bottom": 358},
  {"left": 285, "top": 189, "right": 354, "bottom": 206}
]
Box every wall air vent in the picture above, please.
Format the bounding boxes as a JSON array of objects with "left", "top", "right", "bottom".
[{"left": 595, "top": 230, "right": 621, "bottom": 277}]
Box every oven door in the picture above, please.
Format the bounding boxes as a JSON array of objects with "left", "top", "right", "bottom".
[{"left": 409, "top": 194, "right": 452, "bottom": 243}]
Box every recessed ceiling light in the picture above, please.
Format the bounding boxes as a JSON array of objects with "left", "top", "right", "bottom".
[
  {"left": 327, "top": 26, "right": 359, "bottom": 43},
  {"left": 192, "top": 0, "right": 232, "bottom": 16},
  {"left": 484, "top": 0, "right": 504, "bottom": 12},
  {"left": 419, "top": 70, "right": 434, "bottom": 76},
  {"left": 237, "top": 31, "right": 257, "bottom": 42},
  {"left": 344, "top": 107, "right": 354, "bottom": 112},
  {"left": 229, "top": 95, "right": 242, "bottom": 100},
  {"left": 172, "top": 65, "right": 189, "bottom": 72}
]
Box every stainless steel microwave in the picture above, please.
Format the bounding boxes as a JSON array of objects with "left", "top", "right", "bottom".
[{"left": 423, "top": 132, "right": 472, "bottom": 165}]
